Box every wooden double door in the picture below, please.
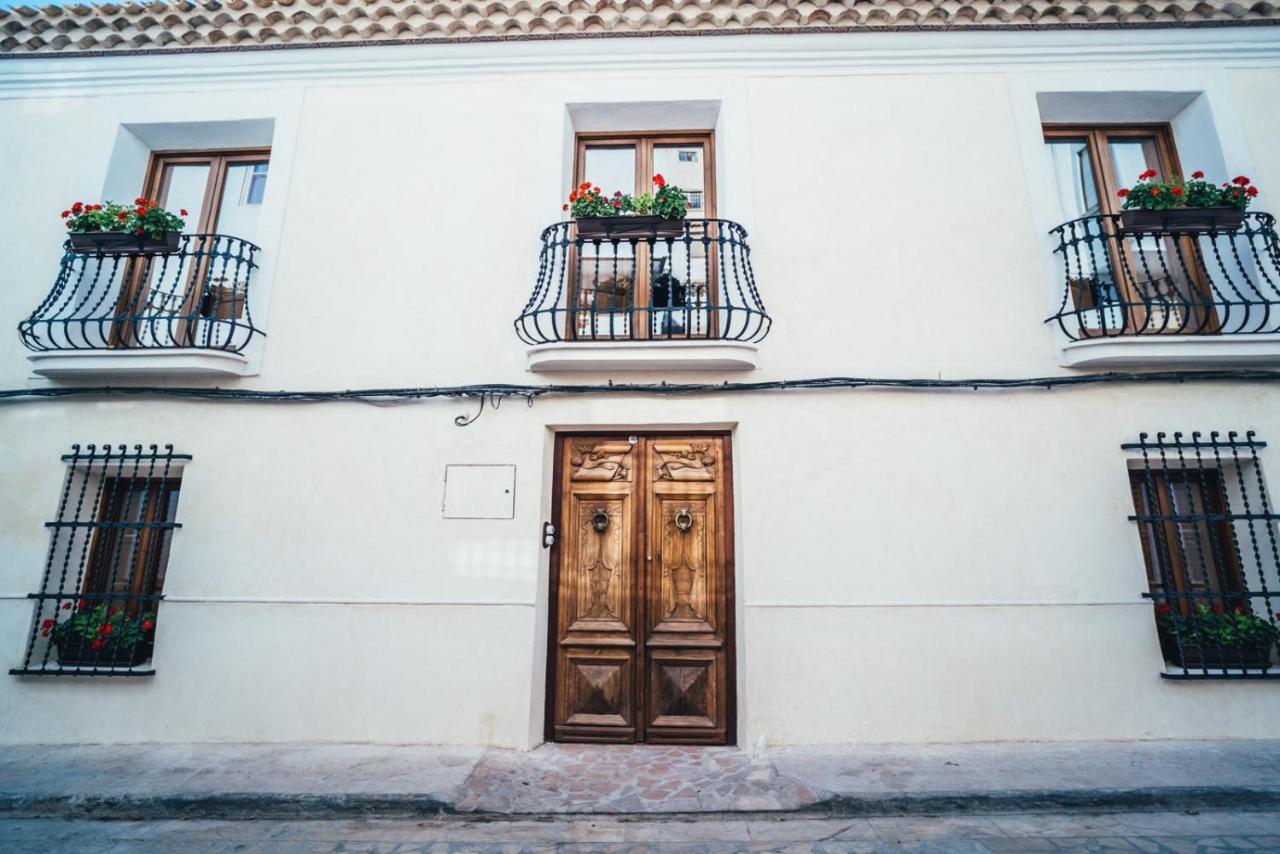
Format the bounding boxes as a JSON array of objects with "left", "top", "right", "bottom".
[{"left": 547, "top": 433, "right": 735, "bottom": 744}]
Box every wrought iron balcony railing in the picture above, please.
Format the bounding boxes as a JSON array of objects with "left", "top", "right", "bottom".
[
  {"left": 1047, "top": 212, "right": 1280, "bottom": 340},
  {"left": 515, "top": 218, "right": 770, "bottom": 345},
  {"left": 19, "top": 234, "right": 262, "bottom": 353}
]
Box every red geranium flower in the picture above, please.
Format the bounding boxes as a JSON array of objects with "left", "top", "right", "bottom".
[
  {"left": 1233, "top": 190, "right": 1241, "bottom": 198},
  {"left": 1170, "top": 186, "right": 1183, "bottom": 196},
  {"left": 41, "top": 619, "right": 55, "bottom": 630},
  {"left": 91, "top": 639, "right": 102, "bottom": 650},
  {"left": 614, "top": 190, "right": 622, "bottom": 197},
  {"left": 1248, "top": 186, "right": 1259, "bottom": 197},
  {"left": 1234, "top": 175, "right": 1250, "bottom": 186},
  {"left": 1156, "top": 603, "right": 1172, "bottom": 615},
  {"left": 71, "top": 202, "right": 83, "bottom": 213},
  {"left": 579, "top": 182, "right": 590, "bottom": 191},
  {"left": 562, "top": 203, "right": 568, "bottom": 211},
  {"left": 1191, "top": 170, "right": 1204, "bottom": 179},
  {"left": 653, "top": 173, "right": 665, "bottom": 187},
  {"left": 1117, "top": 188, "right": 1130, "bottom": 198},
  {"left": 142, "top": 619, "right": 154, "bottom": 630},
  {"left": 61, "top": 601, "right": 72, "bottom": 610},
  {"left": 60, "top": 209, "right": 71, "bottom": 218},
  {"left": 117, "top": 211, "right": 128, "bottom": 221},
  {"left": 1150, "top": 187, "right": 1161, "bottom": 196},
  {"left": 569, "top": 191, "right": 578, "bottom": 202},
  {"left": 77, "top": 599, "right": 87, "bottom": 609},
  {"left": 134, "top": 227, "right": 144, "bottom": 235},
  {"left": 180, "top": 209, "right": 188, "bottom": 216},
  {"left": 1139, "top": 168, "right": 1158, "bottom": 180},
  {"left": 592, "top": 186, "right": 600, "bottom": 194},
  {"left": 134, "top": 197, "right": 146, "bottom": 205},
  {"left": 92, "top": 204, "right": 102, "bottom": 211}
]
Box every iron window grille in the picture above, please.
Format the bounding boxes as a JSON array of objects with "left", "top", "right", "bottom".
[
  {"left": 10, "top": 444, "right": 187, "bottom": 677},
  {"left": 1126, "top": 431, "right": 1280, "bottom": 679}
]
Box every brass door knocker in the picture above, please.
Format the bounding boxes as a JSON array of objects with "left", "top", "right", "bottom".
[
  {"left": 674, "top": 508, "right": 694, "bottom": 533},
  {"left": 591, "top": 508, "right": 610, "bottom": 533}
]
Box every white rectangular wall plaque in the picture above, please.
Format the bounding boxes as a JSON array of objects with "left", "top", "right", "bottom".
[{"left": 442, "top": 464, "right": 516, "bottom": 519}]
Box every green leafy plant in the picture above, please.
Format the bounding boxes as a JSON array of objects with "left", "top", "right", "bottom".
[
  {"left": 563, "top": 174, "right": 692, "bottom": 221},
  {"left": 651, "top": 173, "right": 690, "bottom": 220},
  {"left": 1118, "top": 170, "right": 1259, "bottom": 212},
  {"left": 43, "top": 600, "right": 156, "bottom": 654},
  {"left": 1156, "top": 602, "right": 1280, "bottom": 647},
  {"left": 61, "top": 198, "right": 186, "bottom": 239}
]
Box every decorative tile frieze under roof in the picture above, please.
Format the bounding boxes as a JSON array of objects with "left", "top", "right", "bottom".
[{"left": 1, "top": 0, "right": 1277, "bottom": 56}]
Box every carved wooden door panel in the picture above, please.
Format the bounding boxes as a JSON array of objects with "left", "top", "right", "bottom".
[{"left": 549, "top": 434, "right": 733, "bottom": 745}]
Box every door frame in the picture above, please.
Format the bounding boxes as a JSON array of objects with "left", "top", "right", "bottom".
[{"left": 542, "top": 429, "right": 737, "bottom": 745}]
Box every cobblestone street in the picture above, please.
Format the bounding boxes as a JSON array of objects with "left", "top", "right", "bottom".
[{"left": 5, "top": 810, "right": 1280, "bottom": 852}]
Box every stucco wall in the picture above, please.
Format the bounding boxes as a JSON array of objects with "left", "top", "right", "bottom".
[{"left": 2, "top": 28, "right": 1280, "bottom": 747}]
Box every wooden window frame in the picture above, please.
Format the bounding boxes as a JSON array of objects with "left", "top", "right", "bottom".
[
  {"left": 83, "top": 476, "right": 182, "bottom": 611},
  {"left": 1042, "top": 124, "right": 1218, "bottom": 335},
  {"left": 570, "top": 131, "right": 717, "bottom": 341},
  {"left": 1129, "top": 468, "right": 1245, "bottom": 616},
  {"left": 112, "top": 147, "right": 271, "bottom": 348}
]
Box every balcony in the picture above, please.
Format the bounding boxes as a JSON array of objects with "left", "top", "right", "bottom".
[
  {"left": 1047, "top": 213, "right": 1280, "bottom": 367},
  {"left": 516, "top": 218, "right": 770, "bottom": 371},
  {"left": 19, "top": 234, "right": 262, "bottom": 378}
]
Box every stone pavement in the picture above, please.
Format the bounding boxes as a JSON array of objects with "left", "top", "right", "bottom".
[
  {"left": 6, "top": 809, "right": 1280, "bottom": 852},
  {"left": 1, "top": 740, "right": 1279, "bottom": 820}
]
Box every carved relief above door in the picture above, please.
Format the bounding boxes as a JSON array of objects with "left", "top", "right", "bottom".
[{"left": 548, "top": 434, "right": 734, "bottom": 745}]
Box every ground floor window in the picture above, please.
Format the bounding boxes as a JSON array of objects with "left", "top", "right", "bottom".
[
  {"left": 1126, "top": 431, "right": 1280, "bottom": 677},
  {"left": 9, "top": 444, "right": 187, "bottom": 676}
]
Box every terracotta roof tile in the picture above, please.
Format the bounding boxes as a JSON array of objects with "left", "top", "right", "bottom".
[{"left": 0, "top": 0, "right": 1275, "bottom": 54}]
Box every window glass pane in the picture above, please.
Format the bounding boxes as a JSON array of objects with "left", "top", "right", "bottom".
[
  {"left": 651, "top": 144, "right": 709, "bottom": 338},
  {"left": 653, "top": 144, "right": 705, "bottom": 212},
  {"left": 582, "top": 145, "right": 635, "bottom": 197},
  {"left": 159, "top": 164, "right": 211, "bottom": 233},
  {"left": 215, "top": 161, "right": 270, "bottom": 242},
  {"left": 576, "top": 146, "right": 637, "bottom": 338},
  {"left": 1108, "top": 137, "right": 1163, "bottom": 188},
  {"left": 1045, "top": 138, "right": 1100, "bottom": 221}
]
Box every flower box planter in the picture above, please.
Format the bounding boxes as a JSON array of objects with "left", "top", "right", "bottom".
[
  {"left": 1168, "top": 640, "right": 1273, "bottom": 671},
  {"left": 53, "top": 634, "right": 151, "bottom": 668},
  {"left": 1119, "top": 207, "right": 1244, "bottom": 234},
  {"left": 574, "top": 215, "right": 685, "bottom": 241},
  {"left": 68, "top": 230, "right": 182, "bottom": 256}
]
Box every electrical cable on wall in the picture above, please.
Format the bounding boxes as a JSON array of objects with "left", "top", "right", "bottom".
[{"left": 2, "top": 369, "right": 1278, "bottom": 426}]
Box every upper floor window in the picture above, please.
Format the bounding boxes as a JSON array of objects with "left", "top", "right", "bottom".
[
  {"left": 572, "top": 132, "right": 715, "bottom": 340},
  {"left": 1044, "top": 126, "right": 1280, "bottom": 353},
  {"left": 19, "top": 149, "right": 269, "bottom": 365}
]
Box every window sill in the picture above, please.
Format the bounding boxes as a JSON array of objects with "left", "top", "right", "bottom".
[
  {"left": 1059, "top": 334, "right": 1280, "bottom": 368},
  {"left": 1160, "top": 666, "right": 1279, "bottom": 680},
  {"left": 526, "top": 341, "right": 759, "bottom": 372},
  {"left": 28, "top": 349, "right": 252, "bottom": 378}
]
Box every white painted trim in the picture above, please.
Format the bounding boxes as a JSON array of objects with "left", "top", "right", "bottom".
[
  {"left": 27, "top": 349, "right": 253, "bottom": 378},
  {"left": 1058, "top": 334, "right": 1280, "bottom": 367},
  {"left": 0, "top": 594, "right": 534, "bottom": 606},
  {"left": 747, "top": 600, "right": 1149, "bottom": 608},
  {"left": 3, "top": 30, "right": 1280, "bottom": 98},
  {"left": 527, "top": 340, "right": 759, "bottom": 372}
]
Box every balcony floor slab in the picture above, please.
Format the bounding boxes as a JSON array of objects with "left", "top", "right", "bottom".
[
  {"left": 1059, "top": 333, "right": 1280, "bottom": 368},
  {"left": 527, "top": 341, "right": 759, "bottom": 372},
  {"left": 27, "top": 349, "right": 252, "bottom": 379}
]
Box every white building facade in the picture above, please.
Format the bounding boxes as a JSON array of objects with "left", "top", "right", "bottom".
[{"left": 3, "top": 2, "right": 1280, "bottom": 749}]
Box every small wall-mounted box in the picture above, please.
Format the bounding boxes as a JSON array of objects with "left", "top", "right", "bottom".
[{"left": 442, "top": 464, "right": 516, "bottom": 519}]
